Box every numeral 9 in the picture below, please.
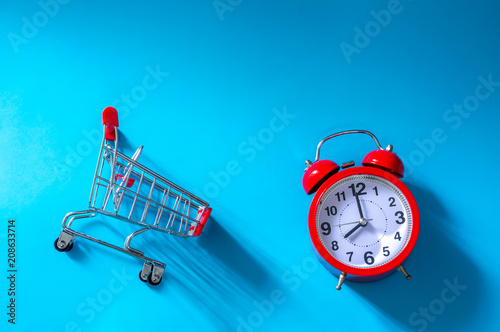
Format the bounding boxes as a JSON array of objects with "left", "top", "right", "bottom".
[{"left": 321, "top": 222, "right": 331, "bottom": 235}]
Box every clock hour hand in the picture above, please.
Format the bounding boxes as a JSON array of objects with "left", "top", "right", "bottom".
[
  {"left": 344, "top": 223, "right": 362, "bottom": 238},
  {"left": 343, "top": 218, "right": 370, "bottom": 238}
]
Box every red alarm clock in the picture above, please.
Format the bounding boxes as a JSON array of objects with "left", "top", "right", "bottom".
[{"left": 302, "top": 130, "right": 419, "bottom": 290}]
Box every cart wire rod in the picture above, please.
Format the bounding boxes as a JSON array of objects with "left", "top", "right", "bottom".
[
  {"left": 127, "top": 170, "right": 146, "bottom": 219},
  {"left": 89, "top": 130, "right": 108, "bottom": 207},
  {"left": 93, "top": 178, "right": 202, "bottom": 225},
  {"left": 140, "top": 178, "right": 156, "bottom": 223},
  {"left": 108, "top": 161, "right": 198, "bottom": 207},
  {"left": 93, "top": 175, "right": 203, "bottom": 216},
  {"left": 108, "top": 162, "right": 201, "bottom": 210},
  {"left": 153, "top": 189, "right": 169, "bottom": 227},
  {"left": 92, "top": 153, "right": 108, "bottom": 208},
  {"left": 102, "top": 145, "right": 208, "bottom": 206},
  {"left": 114, "top": 146, "right": 143, "bottom": 211},
  {"left": 106, "top": 128, "right": 120, "bottom": 209},
  {"left": 93, "top": 181, "right": 202, "bottom": 226},
  {"left": 93, "top": 209, "right": 191, "bottom": 237},
  {"left": 180, "top": 197, "right": 192, "bottom": 233},
  {"left": 166, "top": 195, "right": 181, "bottom": 230},
  {"left": 61, "top": 210, "right": 166, "bottom": 267},
  {"left": 62, "top": 210, "right": 96, "bottom": 229},
  {"left": 101, "top": 132, "right": 120, "bottom": 211},
  {"left": 124, "top": 227, "right": 150, "bottom": 256},
  {"left": 110, "top": 159, "right": 200, "bottom": 206},
  {"left": 92, "top": 142, "right": 111, "bottom": 208}
]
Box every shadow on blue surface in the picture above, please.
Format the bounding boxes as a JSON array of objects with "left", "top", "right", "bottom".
[
  {"left": 58, "top": 211, "right": 277, "bottom": 329},
  {"left": 348, "top": 183, "right": 481, "bottom": 331},
  {"left": 196, "top": 217, "right": 272, "bottom": 288},
  {"left": 115, "top": 217, "right": 274, "bottom": 327},
  {"left": 143, "top": 217, "right": 276, "bottom": 329}
]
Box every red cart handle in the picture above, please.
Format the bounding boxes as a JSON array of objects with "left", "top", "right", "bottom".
[
  {"left": 103, "top": 107, "right": 119, "bottom": 126},
  {"left": 102, "top": 107, "right": 119, "bottom": 141}
]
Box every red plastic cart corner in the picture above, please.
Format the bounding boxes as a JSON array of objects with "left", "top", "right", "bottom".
[{"left": 192, "top": 207, "right": 212, "bottom": 237}]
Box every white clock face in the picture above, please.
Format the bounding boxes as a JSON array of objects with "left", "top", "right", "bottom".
[{"left": 316, "top": 174, "right": 413, "bottom": 269}]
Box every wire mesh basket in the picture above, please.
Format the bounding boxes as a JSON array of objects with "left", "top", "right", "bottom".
[{"left": 54, "top": 107, "right": 212, "bottom": 286}]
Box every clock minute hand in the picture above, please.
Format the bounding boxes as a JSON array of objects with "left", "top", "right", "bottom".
[{"left": 355, "top": 193, "right": 364, "bottom": 219}]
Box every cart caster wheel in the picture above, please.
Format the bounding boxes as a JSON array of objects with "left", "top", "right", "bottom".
[
  {"left": 148, "top": 273, "right": 162, "bottom": 286},
  {"left": 139, "top": 271, "right": 148, "bottom": 283},
  {"left": 54, "top": 238, "right": 72, "bottom": 252}
]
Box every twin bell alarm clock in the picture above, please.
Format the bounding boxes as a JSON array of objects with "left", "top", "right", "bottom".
[{"left": 302, "top": 130, "right": 420, "bottom": 290}]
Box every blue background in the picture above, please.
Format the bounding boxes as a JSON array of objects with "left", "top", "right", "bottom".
[{"left": 2, "top": 0, "right": 499, "bottom": 331}]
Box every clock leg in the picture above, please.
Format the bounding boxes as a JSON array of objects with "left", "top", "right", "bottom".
[
  {"left": 398, "top": 265, "right": 411, "bottom": 280},
  {"left": 336, "top": 271, "right": 347, "bottom": 290}
]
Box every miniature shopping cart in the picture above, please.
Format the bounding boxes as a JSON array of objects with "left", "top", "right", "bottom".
[{"left": 54, "top": 107, "right": 212, "bottom": 286}]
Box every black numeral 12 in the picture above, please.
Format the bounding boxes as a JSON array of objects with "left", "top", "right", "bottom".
[{"left": 348, "top": 182, "right": 367, "bottom": 196}]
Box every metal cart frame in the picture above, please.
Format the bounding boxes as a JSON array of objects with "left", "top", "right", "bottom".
[{"left": 54, "top": 107, "right": 211, "bottom": 286}]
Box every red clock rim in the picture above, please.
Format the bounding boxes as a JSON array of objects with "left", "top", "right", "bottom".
[{"left": 308, "top": 166, "right": 420, "bottom": 277}]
